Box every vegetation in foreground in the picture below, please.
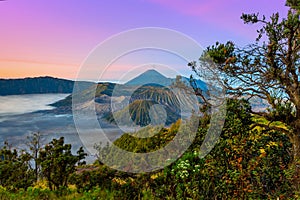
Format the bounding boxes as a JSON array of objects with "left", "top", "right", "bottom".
[
  {"left": 0, "top": 99, "right": 296, "bottom": 199},
  {"left": 0, "top": 1, "right": 299, "bottom": 199}
]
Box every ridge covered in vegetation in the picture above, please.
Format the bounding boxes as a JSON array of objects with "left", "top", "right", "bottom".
[{"left": 0, "top": 99, "right": 295, "bottom": 199}]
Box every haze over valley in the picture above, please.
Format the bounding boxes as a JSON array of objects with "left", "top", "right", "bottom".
[{"left": 0, "top": 69, "right": 204, "bottom": 159}]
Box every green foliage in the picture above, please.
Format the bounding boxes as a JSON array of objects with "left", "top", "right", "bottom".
[
  {"left": 152, "top": 99, "right": 294, "bottom": 199},
  {"left": 2, "top": 3, "right": 294, "bottom": 198},
  {"left": 113, "top": 122, "right": 179, "bottom": 153},
  {"left": 38, "top": 137, "right": 87, "bottom": 190},
  {"left": 70, "top": 164, "right": 116, "bottom": 192},
  {"left": 0, "top": 99, "right": 296, "bottom": 199},
  {"left": 93, "top": 119, "right": 199, "bottom": 172},
  {"left": 26, "top": 132, "right": 43, "bottom": 182},
  {"left": 286, "top": 0, "right": 300, "bottom": 12},
  {"left": 91, "top": 99, "right": 295, "bottom": 199},
  {"left": 191, "top": 0, "right": 300, "bottom": 191},
  {"left": 0, "top": 143, "right": 34, "bottom": 191},
  {"left": 192, "top": 0, "right": 300, "bottom": 134}
]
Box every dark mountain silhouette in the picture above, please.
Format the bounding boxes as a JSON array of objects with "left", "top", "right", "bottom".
[{"left": 0, "top": 76, "right": 93, "bottom": 95}]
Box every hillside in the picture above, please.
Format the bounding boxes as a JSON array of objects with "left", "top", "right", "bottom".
[
  {"left": 0, "top": 76, "right": 93, "bottom": 96},
  {"left": 105, "top": 99, "right": 181, "bottom": 126},
  {"left": 0, "top": 76, "right": 73, "bottom": 95}
]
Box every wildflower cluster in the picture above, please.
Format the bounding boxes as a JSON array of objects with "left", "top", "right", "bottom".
[{"left": 171, "top": 159, "right": 190, "bottom": 179}]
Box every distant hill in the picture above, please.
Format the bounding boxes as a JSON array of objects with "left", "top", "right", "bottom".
[{"left": 0, "top": 76, "right": 93, "bottom": 95}]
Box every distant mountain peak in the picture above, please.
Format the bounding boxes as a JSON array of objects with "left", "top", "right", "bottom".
[
  {"left": 125, "top": 69, "right": 171, "bottom": 86},
  {"left": 136, "top": 69, "right": 167, "bottom": 78},
  {"left": 144, "top": 69, "right": 164, "bottom": 74}
]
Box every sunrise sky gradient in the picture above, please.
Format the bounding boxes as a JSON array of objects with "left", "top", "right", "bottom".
[{"left": 0, "top": 0, "right": 289, "bottom": 81}]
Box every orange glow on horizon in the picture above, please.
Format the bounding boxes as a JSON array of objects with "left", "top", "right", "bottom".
[{"left": 0, "top": 60, "right": 79, "bottom": 79}]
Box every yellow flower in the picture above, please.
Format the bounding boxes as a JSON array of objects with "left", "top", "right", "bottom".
[
  {"left": 259, "top": 148, "right": 267, "bottom": 157},
  {"left": 112, "top": 178, "right": 127, "bottom": 185},
  {"left": 259, "top": 148, "right": 265, "bottom": 154},
  {"left": 68, "top": 184, "right": 77, "bottom": 190},
  {"left": 151, "top": 174, "right": 159, "bottom": 180},
  {"left": 33, "top": 179, "right": 48, "bottom": 190}
]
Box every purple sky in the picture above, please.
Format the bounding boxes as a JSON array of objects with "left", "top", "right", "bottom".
[{"left": 0, "top": 0, "right": 289, "bottom": 81}]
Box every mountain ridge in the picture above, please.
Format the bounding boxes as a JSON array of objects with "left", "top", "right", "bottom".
[{"left": 0, "top": 76, "right": 93, "bottom": 96}]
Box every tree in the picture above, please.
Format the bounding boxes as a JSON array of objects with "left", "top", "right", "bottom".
[
  {"left": 152, "top": 100, "right": 293, "bottom": 199},
  {"left": 189, "top": 1, "right": 300, "bottom": 189},
  {"left": 38, "top": 137, "right": 87, "bottom": 190},
  {"left": 0, "top": 142, "right": 34, "bottom": 190},
  {"left": 26, "top": 132, "right": 43, "bottom": 181},
  {"left": 286, "top": 0, "right": 300, "bottom": 10}
]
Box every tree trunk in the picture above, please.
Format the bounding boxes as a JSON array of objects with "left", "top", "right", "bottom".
[{"left": 291, "top": 119, "right": 300, "bottom": 191}]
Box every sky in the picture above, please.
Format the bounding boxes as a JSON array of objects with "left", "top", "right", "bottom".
[{"left": 0, "top": 0, "right": 289, "bottom": 82}]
